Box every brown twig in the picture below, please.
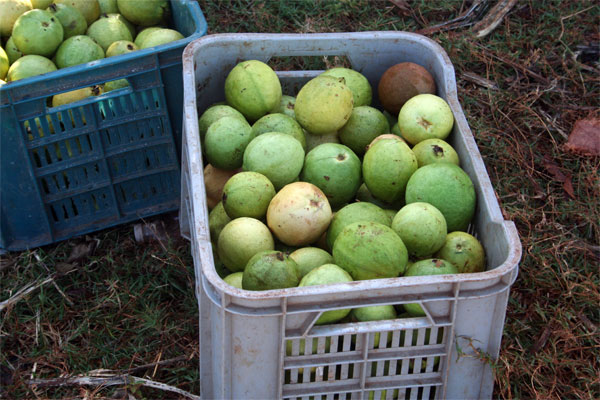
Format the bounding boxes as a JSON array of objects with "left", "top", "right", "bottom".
[
  {"left": 472, "top": 0, "right": 519, "bottom": 38},
  {"left": 0, "top": 276, "right": 55, "bottom": 312}
]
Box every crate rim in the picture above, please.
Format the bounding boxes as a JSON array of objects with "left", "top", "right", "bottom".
[{"left": 182, "top": 31, "right": 522, "bottom": 302}]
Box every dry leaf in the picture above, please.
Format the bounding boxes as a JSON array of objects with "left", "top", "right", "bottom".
[
  {"left": 543, "top": 155, "right": 576, "bottom": 199},
  {"left": 565, "top": 117, "right": 600, "bottom": 156}
]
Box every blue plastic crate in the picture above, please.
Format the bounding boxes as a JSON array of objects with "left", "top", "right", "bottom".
[{"left": 0, "top": 0, "right": 207, "bottom": 251}]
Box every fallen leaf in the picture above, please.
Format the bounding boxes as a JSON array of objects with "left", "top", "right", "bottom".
[
  {"left": 66, "top": 242, "right": 96, "bottom": 263},
  {"left": 388, "top": 0, "right": 411, "bottom": 15},
  {"left": 564, "top": 117, "right": 600, "bottom": 156},
  {"left": 543, "top": 155, "right": 576, "bottom": 199}
]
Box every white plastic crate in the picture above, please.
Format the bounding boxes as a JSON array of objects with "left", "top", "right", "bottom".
[{"left": 180, "top": 32, "right": 521, "bottom": 399}]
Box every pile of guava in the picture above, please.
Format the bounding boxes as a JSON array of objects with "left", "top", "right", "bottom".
[
  {"left": 0, "top": 0, "right": 183, "bottom": 86},
  {"left": 201, "top": 59, "right": 488, "bottom": 323}
]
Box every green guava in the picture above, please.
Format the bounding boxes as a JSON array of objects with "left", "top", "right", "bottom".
[
  {"left": 52, "top": 85, "right": 100, "bottom": 107},
  {"left": 403, "top": 259, "right": 458, "bottom": 316},
  {"left": 391, "top": 122, "right": 403, "bottom": 137},
  {"left": 217, "top": 217, "right": 275, "bottom": 272},
  {"left": 332, "top": 221, "right": 408, "bottom": 280},
  {"left": 405, "top": 163, "right": 476, "bottom": 232},
  {"left": 320, "top": 67, "right": 372, "bottom": 107},
  {"left": 411, "top": 138, "right": 460, "bottom": 167},
  {"left": 242, "top": 132, "right": 305, "bottom": 190},
  {"left": 0, "top": 47, "right": 8, "bottom": 80},
  {"left": 305, "top": 130, "right": 339, "bottom": 152},
  {"left": 242, "top": 250, "right": 300, "bottom": 291},
  {"left": 383, "top": 209, "right": 396, "bottom": 223},
  {"left": 300, "top": 143, "right": 361, "bottom": 208},
  {"left": 54, "top": 0, "right": 100, "bottom": 25},
  {"left": 299, "top": 263, "right": 353, "bottom": 324},
  {"left": 117, "top": 0, "right": 169, "bottom": 27},
  {"left": 383, "top": 110, "right": 397, "bottom": 131},
  {"left": 397, "top": 94, "right": 454, "bottom": 146},
  {"left": 211, "top": 243, "right": 230, "bottom": 279},
  {"left": 7, "top": 54, "right": 56, "bottom": 81},
  {"left": 0, "top": 0, "right": 32, "bottom": 37},
  {"left": 271, "top": 94, "right": 296, "bottom": 118},
  {"left": 434, "top": 231, "right": 485, "bottom": 273},
  {"left": 197, "top": 104, "right": 247, "bottom": 148},
  {"left": 338, "top": 106, "right": 389, "bottom": 156},
  {"left": 350, "top": 304, "right": 397, "bottom": 347},
  {"left": 225, "top": 59, "right": 282, "bottom": 122},
  {"left": 354, "top": 183, "right": 404, "bottom": 210},
  {"left": 12, "top": 9, "right": 64, "bottom": 57},
  {"left": 103, "top": 78, "right": 129, "bottom": 92},
  {"left": 326, "top": 202, "right": 390, "bottom": 250},
  {"left": 86, "top": 15, "right": 132, "bottom": 51},
  {"left": 223, "top": 272, "right": 244, "bottom": 289},
  {"left": 251, "top": 113, "right": 306, "bottom": 150},
  {"left": 204, "top": 116, "right": 254, "bottom": 170},
  {"left": 46, "top": 3, "right": 87, "bottom": 39},
  {"left": 134, "top": 26, "right": 162, "bottom": 48},
  {"left": 295, "top": 75, "right": 353, "bottom": 135},
  {"left": 208, "top": 201, "right": 231, "bottom": 245},
  {"left": 362, "top": 137, "right": 418, "bottom": 204},
  {"left": 222, "top": 171, "right": 276, "bottom": 219},
  {"left": 101, "top": 13, "right": 136, "bottom": 38},
  {"left": 5, "top": 36, "right": 23, "bottom": 64},
  {"left": 139, "top": 28, "right": 183, "bottom": 49},
  {"left": 391, "top": 202, "right": 447, "bottom": 258},
  {"left": 98, "top": 0, "right": 118, "bottom": 14},
  {"left": 105, "top": 40, "right": 137, "bottom": 57},
  {"left": 55, "top": 35, "right": 105, "bottom": 69},
  {"left": 289, "top": 247, "right": 334, "bottom": 278}
]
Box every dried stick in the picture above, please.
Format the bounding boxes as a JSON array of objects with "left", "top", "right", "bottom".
[
  {"left": 472, "top": 0, "right": 519, "bottom": 38},
  {"left": 0, "top": 276, "right": 55, "bottom": 312},
  {"left": 27, "top": 372, "right": 200, "bottom": 400}
]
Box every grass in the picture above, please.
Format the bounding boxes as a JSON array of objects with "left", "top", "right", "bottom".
[{"left": 2, "top": 0, "right": 599, "bottom": 398}]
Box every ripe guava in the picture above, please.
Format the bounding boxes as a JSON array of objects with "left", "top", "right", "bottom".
[
  {"left": 362, "top": 137, "right": 418, "bottom": 204},
  {"left": 332, "top": 221, "right": 408, "bottom": 280},
  {"left": 271, "top": 94, "right": 296, "bottom": 118},
  {"left": 398, "top": 94, "right": 454, "bottom": 146},
  {"left": 223, "top": 272, "right": 244, "bottom": 289},
  {"left": 217, "top": 217, "right": 275, "bottom": 272},
  {"left": 106, "top": 40, "right": 137, "bottom": 57},
  {"left": 117, "top": 0, "right": 169, "bottom": 27},
  {"left": 405, "top": 163, "right": 476, "bottom": 232},
  {"left": 46, "top": 3, "right": 87, "bottom": 39},
  {"left": 242, "top": 132, "right": 304, "bottom": 190},
  {"left": 251, "top": 113, "right": 306, "bottom": 150},
  {"left": 5, "top": 36, "right": 23, "bottom": 64},
  {"left": 242, "top": 250, "right": 300, "bottom": 291},
  {"left": 300, "top": 143, "right": 361, "bottom": 208},
  {"left": 412, "top": 138, "right": 460, "bottom": 167},
  {"left": 434, "top": 231, "right": 485, "bottom": 273},
  {"left": 0, "top": 47, "right": 8, "bottom": 80},
  {"left": 103, "top": 78, "right": 129, "bottom": 92},
  {"left": 55, "top": 35, "right": 104, "bottom": 69},
  {"left": 225, "top": 60, "right": 282, "bottom": 122},
  {"left": 52, "top": 85, "right": 100, "bottom": 107},
  {"left": 350, "top": 304, "right": 397, "bottom": 347},
  {"left": 0, "top": 0, "right": 32, "bottom": 37},
  {"left": 299, "top": 264, "right": 353, "bottom": 324},
  {"left": 86, "top": 15, "right": 132, "bottom": 51},
  {"left": 222, "top": 171, "right": 275, "bottom": 219},
  {"left": 7, "top": 54, "right": 56, "bottom": 81},
  {"left": 101, "top": 13, "right": 136, "bottom": 38},
  {"left": 98, "top": 0, "right": 118, "bottom": 14},
  {"left": 321, "top": 67, "right": 372, "bottom": 107},
  {"left": 403, "top": 259, "right": 458, "bottom": 316},
  {"left": 208, "top": 201, "right": 231, "bottom": 244},
  {"left": 338, "top": 106, "right": 389, "bottom": 156},
  {"left": 134, "top": 26, "right": 162, "bottom": 48},
  {"left": 12, "top": 9, "right": 64, "bottom": 57},
  {"left": 289, "top": 247, "right": 334, "bottom": 278},
  {"left": 391, "top": 202, "right": 447, "bottom": 258},
  {"left": 378, "top": 62, "right": 437, "bottom": 115},
  {"left": 365, "top": 134, "right": 405, "bottom": 153},
  {"left": 54, "top": 0, "right": 101, "bottom": 26},
  {"left": 204, "top": 116, "right": 254, "bottom": 170},
  {"left": 203, "top": 164, "right": 241, "bottom": 210},
  {"left": 267, "top": 182, "right": 332, "bottom": 247},
  {"left": 139, "top": 28, "right": 183, "bottom": 49},
  {"left": 326, "top": 202, "right": 391, "bottom": 250},
  {"left": 305, "top": 130, "right": 339, "bottom": 152},
  {"left": 295, "top": 75, "right": 353, "bottom": 135}
]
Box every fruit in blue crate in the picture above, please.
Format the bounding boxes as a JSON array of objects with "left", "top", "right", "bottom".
[
  {"left": 295, "top": 75, "right": 353, "bottom": 135},
  {"left": 6, "top": 54, "right": 56, "bottom": 81},
  {"left": 242, "top": 250, "right": 300, "bottom": 291},
  {"left": 46, "top": 3, "right": 87, "bottom": 39},
  {"left": 222, "top": 171, "right": 276, "bottom": 220},
  {"left": 326, "top": 202, "right": 391, "bottom": 251},
  {"left": 106, "top": 40, "right": 137, "bottom": 57},
  {"left": 398, "top": 94, "right": 454, "bottom": 146},
  {"left": 299, "top": 264, "right": 353, "bottom": 324},
  {"left": 218, "top": 217, "right": 275, "bottom": 273},
  {"left": 51, "top": 85, "right": 101, "bottom": 107},
  {"left": 332, "top": 221, "right": 408, "bottom": 281},
  {"left": 434, "top": 231, "right": 485, "bottom": 273},
  {"left": 289, "top": 247, "right": 334, "bottom": 279},
  {"left": 54, "top": 0, "right": 100, "bottom": 26},
  {"left": 117, "top": 0, "right": 169, "bottom": 27},
  {"left": 412, "top": 138, "right": 460, "bottom": 167},
  {"left": 391, "top": 202, "right": 447, "bottom": 259},
  {"left": 86, "top": 14, "right": 132, "bottom": 51},
  {"left": 225, "top": 59, "right": 282, "bottom": 122},
  {"left": 4, "top": 36, "right": 23, "bottom": 64},
  {"left": 103, "top": 78, "right": 129, "bottom": 92},
  {"left": 12, "top": 9, "right": 64, "bottom": 57},
  {"left": 300, "top": 143, "right": 361, "bottom": 208},
  {"left": 338, "top": 106, "right": 389, "bottom": 156},
  {"left": 0, "top": 0, "right": 32, "bottom": 37},
  {"left": 55, "top": 35, "right": 104, "bottom": 69},
  {"left": 266, "top": 182, "right": 332, "bottom": 247},
  {"left": 378, "top": 62, "right": 437, "bottom": 115},
  {"left": 403, "top": 259, "right": 458, "bottom": 317},
  {"left": 0, "top": 47, "right": 8, "bottom": 80},
  {"left": 101, "top": 13, "right": 136, "bottom": 38},
  {"left": 405, "top": 163, "right": 475, "bottom": 232},
  {"left": 251, "top": 113, "right": 306, "bottom": 150},
  {"left": 139, "top": 28, "right": 183, "bottom": 49},
  {"left": 134, "top": 26, "right": 162, "bottom": 47}
]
